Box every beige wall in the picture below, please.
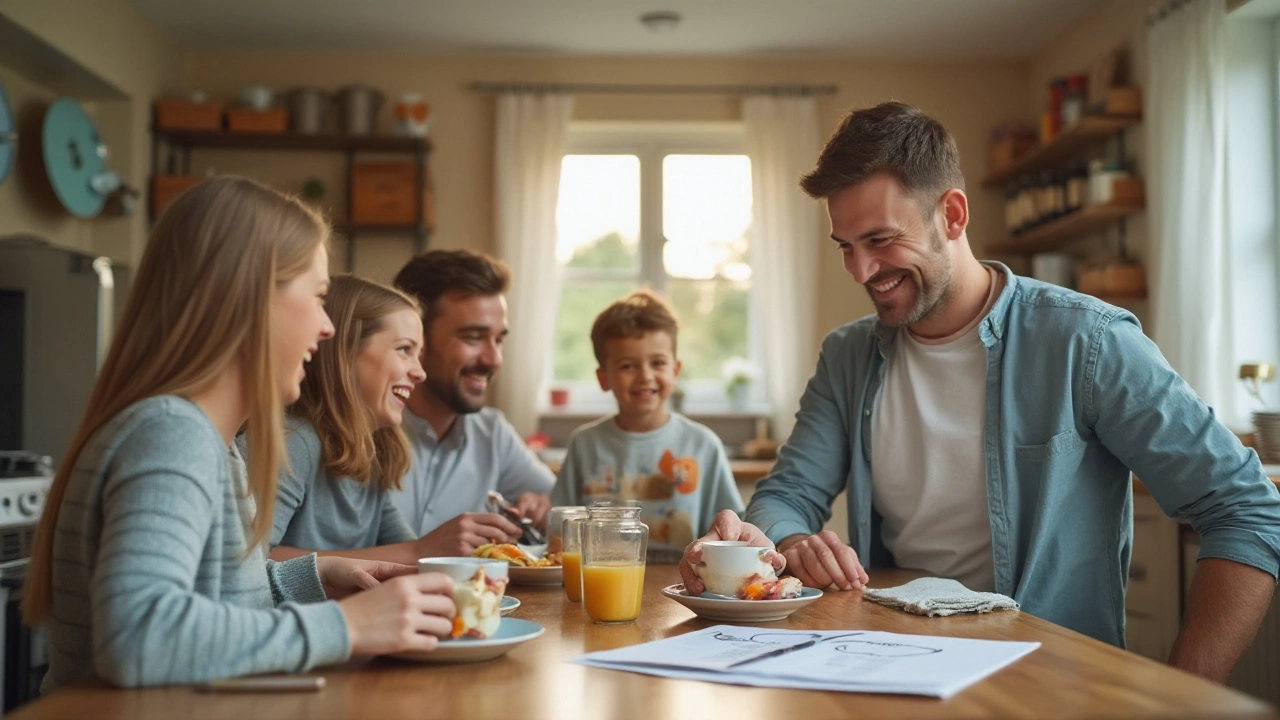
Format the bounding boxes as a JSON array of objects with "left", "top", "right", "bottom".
[
  {"left": 0, "top": 63, "right": 95, "bottom": 252},
  {"left": 183, "top": 52, "right": 1027, "bottom": 353},
  {"left": 1025, "top": 0, "right": 1152, "bottom": 327},
  {"left": 0, "top": 0, "right": 180, "bottom": 264}
]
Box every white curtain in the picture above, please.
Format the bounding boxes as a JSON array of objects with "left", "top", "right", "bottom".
[
  {"left": 1148, "top": 0, "right": 1232, "bottom": 412},
  {"left": 493, "top": 92, "right": 574, "bottom": 437},
  {"left": 743, "top": 95, "right": 821, "bottom": 442}
]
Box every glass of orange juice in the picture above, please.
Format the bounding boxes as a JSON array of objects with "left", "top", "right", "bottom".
[
  {"left": 582, "top": 504, "right": 648, "bottom": 624},
  {"left": 558, "top": 508, "right": 589, "bottom": 602}
]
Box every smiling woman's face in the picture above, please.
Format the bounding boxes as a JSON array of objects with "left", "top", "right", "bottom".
[
  {"left": 355, "top": 308, "right": 426, "bottom": 429},
  {"left": 271, "top": 245, "right": 334, "bottom": 404}
]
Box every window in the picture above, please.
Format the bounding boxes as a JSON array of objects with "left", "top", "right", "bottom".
[{"left": 549, "top": 122, "right": 762, "bottom": 412}]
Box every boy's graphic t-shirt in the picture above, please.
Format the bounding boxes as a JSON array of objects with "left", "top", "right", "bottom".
[{"left": 551, "top": 413, "right": 745, "bottom": 558}]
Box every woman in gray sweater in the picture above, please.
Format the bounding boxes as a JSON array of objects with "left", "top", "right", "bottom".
[
  {"left": 265, "top": 275, "right": 436, "bottom": 565},
  {"left": 23, "top": 176, "right": 457, "bottom": 691}
]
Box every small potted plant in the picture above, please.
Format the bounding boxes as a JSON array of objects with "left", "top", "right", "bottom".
[{"left": 721, "top": 356, "right": 757, "bottom": 411}]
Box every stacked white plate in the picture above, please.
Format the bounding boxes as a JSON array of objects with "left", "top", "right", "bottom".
[{"left": 1253, "top": 410, "right": 1280, "bottom": 464}]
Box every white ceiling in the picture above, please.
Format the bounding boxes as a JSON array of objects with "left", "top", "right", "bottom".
[{"left": 125, "top": 0, "right": 1106, "bottom": 60}]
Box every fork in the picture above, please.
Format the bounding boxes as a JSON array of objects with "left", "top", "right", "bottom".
[{"left": 486, "top": 491, "right": 547, "bottom": 545}]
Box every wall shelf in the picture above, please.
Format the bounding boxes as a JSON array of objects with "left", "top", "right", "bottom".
[
  {"left": 1094, "top": 292, "right": 1148, "bottom": 303},
  {"left": 151, "top": 128, "right": 432, "bottom": 154},
  {"left": 982, "top": 114, "right": 1141, "bottom": 188},
  {"left": 150, "top": 127, "right": 433, "bottom": 271},
  {"left": 987, "top": 202, "right": 1145, "bottom": 255}
]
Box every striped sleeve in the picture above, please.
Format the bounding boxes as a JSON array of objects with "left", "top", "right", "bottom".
[{"left": 89, "top": 416, "right": 349, "bottom": 687}]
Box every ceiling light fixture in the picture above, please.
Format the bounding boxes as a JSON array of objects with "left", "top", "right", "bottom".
[{"left": 640, "top": 11, "right": 682, "bottom": 34}]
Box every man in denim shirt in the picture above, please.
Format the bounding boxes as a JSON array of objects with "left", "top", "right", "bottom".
[{"left": 680, "top": 102, "right": 1280, "bottom": 683}]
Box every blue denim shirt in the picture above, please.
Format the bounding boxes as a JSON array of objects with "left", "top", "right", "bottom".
[{"left": 746, "top": 264, "right": 1280, "bottom": 647}]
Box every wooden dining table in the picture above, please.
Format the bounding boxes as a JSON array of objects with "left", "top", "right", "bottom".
[{"left": 11, "top": 566, "right": 1277, "bottom": 720}]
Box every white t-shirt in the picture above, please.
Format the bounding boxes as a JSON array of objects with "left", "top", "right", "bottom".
[{"left": 870, "top": 267, "right": 1001, "bottom": 591}]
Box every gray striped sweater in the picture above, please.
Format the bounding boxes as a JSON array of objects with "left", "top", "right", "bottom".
[{"left": 44, "top": 396, "right": 350, "bottom": 691}]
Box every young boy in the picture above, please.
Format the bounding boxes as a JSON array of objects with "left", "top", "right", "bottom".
[{"left": 551, "top": 290, "right": 745, "bottom": 563}]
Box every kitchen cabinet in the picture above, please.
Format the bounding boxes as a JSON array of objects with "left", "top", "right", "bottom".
[
  {"left": 149, "top": 128, "right": 432, "bottom": 271},
  {"left": 1125, "top": 492, "right": 1181, "bottom": 662}
]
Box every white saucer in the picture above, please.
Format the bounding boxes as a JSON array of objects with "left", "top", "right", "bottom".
[
  {"left": 500, "top": 595, "right": 520, "bottom": 616},
  {"left": 662, "top": 584, "right": 823, "bottom": 622},
  {"left": 387, "top": 618, "right": 544, "bottom": 664},
  {"left": 509, "top": 565, "right": 562, "bottom": 587}
]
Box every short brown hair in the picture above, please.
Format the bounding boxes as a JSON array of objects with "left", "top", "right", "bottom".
[
  {"left": 799, "top": 101, "right": 964, "bottom": 212},
  {"left": 590, "top": 290, "right": 679, "bottom": 366},
  {"left": 393, "top": 249, "right": 511, "bottom": 328}
]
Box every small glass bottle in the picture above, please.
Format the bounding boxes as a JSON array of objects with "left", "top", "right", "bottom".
[{"left": 581, "top": 503, "right": 648, "bottom": 624}]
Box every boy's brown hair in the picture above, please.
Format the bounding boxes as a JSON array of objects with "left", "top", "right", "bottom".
[{"left": 590, "top": 290, "right": 679, "bottom": 366}]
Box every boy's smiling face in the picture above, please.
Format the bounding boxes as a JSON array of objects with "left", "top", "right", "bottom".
[{"left": 596, "top": 331, "right": 681, "bottom": 432}]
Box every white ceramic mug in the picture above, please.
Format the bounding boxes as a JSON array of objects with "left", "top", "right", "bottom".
[
  {"left": 417, "top": 556, "right": 509, "bottom": 586},
  {"left": 239, "top": 85, "right": 274, "bottom": 110},
  {"left": 692, "top": 541, "right": 782, "bottom": 597},
  {"left": 418, "top": 557, "right": 509, "bottom": 638}
]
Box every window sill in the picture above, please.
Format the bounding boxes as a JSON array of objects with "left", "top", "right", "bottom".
[{"left": 539, "top": 403, "right": 771, "bottom": 420}]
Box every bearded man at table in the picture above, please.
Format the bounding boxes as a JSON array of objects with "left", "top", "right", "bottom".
[{"left": 681, "top": 101, "right": 1280, "bottom": 685}]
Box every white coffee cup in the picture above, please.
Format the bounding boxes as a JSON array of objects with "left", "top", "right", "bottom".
[
  {"left": 417, "top": 556, "right": 509, "bottom": 585},
  {"left": 692, "top": 541, "right": 783, "bottom": 597},
  {"left": 418, "top": 557, "right": 509, "bottom": 639}
]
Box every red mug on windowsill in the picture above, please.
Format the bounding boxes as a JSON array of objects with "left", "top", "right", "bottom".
[{"left": 550, "top": 388, "right": 570, "bottom": 408}]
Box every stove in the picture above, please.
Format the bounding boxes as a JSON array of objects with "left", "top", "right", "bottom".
[
  {"left": 0, "top": 451, "right": 52, "bottom": 714},
  {"left": 0, "top": 453, "right": 52, "bottom": 563}
]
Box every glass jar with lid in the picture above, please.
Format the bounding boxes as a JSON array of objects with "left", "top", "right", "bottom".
[{"left": 581, "top": 503, "right": 648, "bottom": 623}]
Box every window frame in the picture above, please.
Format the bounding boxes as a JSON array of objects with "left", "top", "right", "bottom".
[{"left": 548, "top": 121, "right": 767, "bottom": 415}]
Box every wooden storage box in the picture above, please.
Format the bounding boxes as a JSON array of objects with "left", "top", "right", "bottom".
[
  {"left": 1109, "top": 177, "right": 1145, "bottom": 206},
  {"left": 151, "top": 175, "right": 201, "bottom": 218},
  {"left": 154, "top": 99, "right": 223, "bottom": 131},
  {"left": 1104, "top": 87, "right": 1142, "bottom": 117},
  {"left": 988, "top": 133, "right": 1037, "bottom": 176},
  {"left": 226, "top": 107, "right": 287, "bottom": 134},
  {"left": 351, "top": 163, "right": 425, "bottom": 225},
  {"left": 1077, "top": 259, "right": 1146, "bottom": 297}
]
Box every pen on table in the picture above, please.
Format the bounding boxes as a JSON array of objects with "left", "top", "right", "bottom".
[
  {"left": 196, "top": 676, "right": 325, "bottom": 693},
  {"left": 727, "top": 638, "right": 820, "bottom": 668}
]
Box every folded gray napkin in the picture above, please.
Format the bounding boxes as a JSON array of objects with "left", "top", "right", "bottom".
[{"left": 862, "top": 577, "right": 1019, "bottom": 617}]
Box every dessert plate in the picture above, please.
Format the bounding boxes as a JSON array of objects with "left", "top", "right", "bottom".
[
  {"left": 500, "top": 595, "right": 521, "bottom": 616},
  {"left": 387, "top": 618, "right": 544, "bottom": 664},
  {"left": 662, "top": 584, "right": 823, "bottom": 623},
  {"left": 508, "top": 565, "right": 562, "bottom": 587}
]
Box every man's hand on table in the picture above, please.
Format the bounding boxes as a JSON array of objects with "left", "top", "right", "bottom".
[
  {"left": 778, "top": 531, "right": 869, "bottom": 591},
  {"left": 678, "top": 509, "right": 784, "bottom": 595}
]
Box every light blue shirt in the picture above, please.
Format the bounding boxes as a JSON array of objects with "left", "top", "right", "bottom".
[
  {"left": 747, "top": 263, "right": 1280, "bottom": 647},
  {"left": 47, "top": 396, "right": 348, "bottom": 691},
  {"left": 390, "top": 407, "right": 556, "bottom": 536}
]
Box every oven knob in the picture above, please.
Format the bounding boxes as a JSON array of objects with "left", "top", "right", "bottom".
[{"left": 18, "top": 492, "right": 41, "bottom": 517}]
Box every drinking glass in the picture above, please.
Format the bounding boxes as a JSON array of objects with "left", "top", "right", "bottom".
[{"left": 556, "top": 507, "right": 589, "bottom": 602}]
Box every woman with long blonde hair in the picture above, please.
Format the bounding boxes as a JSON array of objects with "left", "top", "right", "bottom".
[
  {"left": 24, "top": 176, "right": 456, "bottom": 691},
  {"left": 262, "top": 274, "right": 438, "bottom": 563}
]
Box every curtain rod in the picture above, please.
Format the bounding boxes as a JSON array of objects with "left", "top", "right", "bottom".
[{"left": 469, "top": 81, "right": 838, "bottom": 96}]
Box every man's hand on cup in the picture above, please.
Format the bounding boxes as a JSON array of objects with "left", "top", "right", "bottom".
[
  {"left": 678, "top": 509, "right": 782, "bottom": 596},
  {"left": 778, "top": 531, "right": 869, "bottom": 591}
]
